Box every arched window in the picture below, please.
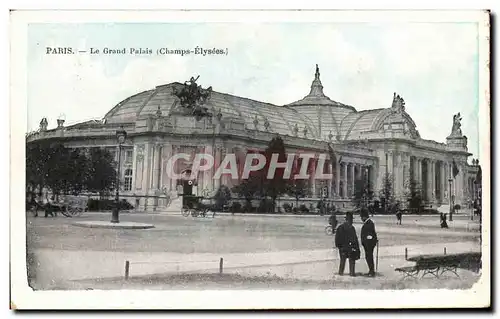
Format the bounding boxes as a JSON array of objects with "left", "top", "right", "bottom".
[{"left": 124, "top": 168, "right": 133, "bottom": 191}]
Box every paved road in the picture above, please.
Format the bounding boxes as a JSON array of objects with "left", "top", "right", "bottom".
[
  {"left": 25, "top": 212, "right": 481, "bottom": 289},
  {"left": 27, "top": 213, "right": 479, "bottom": 253}
]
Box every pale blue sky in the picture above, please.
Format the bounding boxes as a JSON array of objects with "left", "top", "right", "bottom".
[{"left": 27, "top": 22, "right": 480, "bottom": 159}]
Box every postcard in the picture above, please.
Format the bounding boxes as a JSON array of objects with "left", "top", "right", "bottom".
[{"left": 10, "top": 10, "right": 490, "bottom": 309}]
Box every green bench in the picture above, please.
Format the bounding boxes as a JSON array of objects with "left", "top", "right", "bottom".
[{"left": 396, "top": 252, "right": 481, "bottom": 279}]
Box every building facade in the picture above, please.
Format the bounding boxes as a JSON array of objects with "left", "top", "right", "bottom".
[{"left": 26, "top": 65, "right": 480, "bottom": 211}]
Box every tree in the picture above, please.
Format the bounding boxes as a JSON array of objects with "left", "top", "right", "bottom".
[
  {"left": 26, "top": 142, "right": 118, "bottom": 199},
  {"left": 261, "top": 136, "right": 288, "bottom": 211},
  {"left": 380, "top": 173, "right": 395, "bottom": 214},
  {"left": 214, "top": 185, "right": 232, "bottom": 210},
  {"left": 352, "top": 178, "right": 374, "bottom": 209},
  {"left": 85, "top": 148, "right": 117, "bottom": 198},
  {"left": 26, "top": 142, "right": 50, "bottom": 196},
  {"left": 232, "top": 174, "right": 261, "bottom": 210},
  {"left": 405, "top": 177, "right": 423, "bottom": 213},
  {"left": 287, "top": 178, "right": 309, "bottom": 208}
]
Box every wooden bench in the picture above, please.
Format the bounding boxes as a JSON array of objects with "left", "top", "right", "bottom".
[{"left": 396, "top": 252, "right": 481, "bottom": 279}]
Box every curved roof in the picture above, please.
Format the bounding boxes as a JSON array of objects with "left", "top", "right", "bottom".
[
  {"left": 104, "top": 66, "right": 419, "bottom": 141},
  {"left": 104, "top": 83, "right": 321, "bottom": 139}
]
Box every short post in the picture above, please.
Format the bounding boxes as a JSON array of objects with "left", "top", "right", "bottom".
[
  {"left": 444, "top": 247, "right": 447, "bottom": 255},
  {"left": 219, "top": 257, "right": 224, "bottom": 274},
  {"left": 125, "top": 260, "right": 130, "bottom": 280},
  {"left": 405, "top": 247, "right": 408, "bottom": 260}
]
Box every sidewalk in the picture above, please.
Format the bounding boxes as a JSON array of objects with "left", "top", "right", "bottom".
[{"left": 32, "top": 241, "right": 480, "bottom": 289}]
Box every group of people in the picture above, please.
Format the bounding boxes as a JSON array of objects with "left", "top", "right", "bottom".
[
  {"left": 27, "top": 193, "right": 57, "bottom": 217},
  {"left": 333, "top": 208, "right": 378, "bottom": 277}
]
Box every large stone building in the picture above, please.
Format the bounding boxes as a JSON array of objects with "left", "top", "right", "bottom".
[{"left": 27, "top": 65, "right": 481, "bottom": 211}]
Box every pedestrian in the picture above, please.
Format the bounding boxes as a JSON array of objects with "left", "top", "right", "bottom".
[
  {"left": 328, "top": 211, "right": 338, "bottom": 233},
  {"left": 360, "top": 208, "right": 378, "bottom": 277},
  {"left": 440, "top": 213, "right": 448, "bottom": 228},
  {"left": 334, "top": 212, "right": 360, "bottom": 277},
  {"left": 43, "top": 194, "right": 56, "bottom": 218},
  {"left": 396, "top": 210, "right": 402, "bottom": 225}
]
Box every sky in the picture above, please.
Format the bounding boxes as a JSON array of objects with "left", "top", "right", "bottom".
[{"left": 27, "top": 22, "right": 480, "bottom": 158}]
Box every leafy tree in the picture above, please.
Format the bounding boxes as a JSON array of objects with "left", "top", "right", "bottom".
[
  {"left": 214, "top": 185, "right": 232, "bottom": 210},
  {"left": 287, "top": 178, "right": 309, "bottom": 208},
  {"left": 405, "top": 177, "right": 423, "bottom": 213},
  {"left": 380, "top": 173, "right": 395, "bottom": 214},
  {"left": 232, "top": 174, "right": 261, "bottom": 208},
  {"left": 352, "top": 178, "right": 374, "bottom": 209},
  {"left": 26, "top": 143, "right": 117, "bottom": 199},
  {"left": 26, "top": 142, "right": 50, "bottom": 196},
  {"left": 85, "top": 148, "right": 117, "bottom": 198},
  {"left": 261, "top": 136, "right": 288, "bottom": 211}
]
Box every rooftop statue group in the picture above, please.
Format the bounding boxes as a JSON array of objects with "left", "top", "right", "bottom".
[
  {"left": 451, "top": 112, "right": 463, "bottom": 136},
  {"left": 172, "top": 76, "right": 213, "bottom": 120}
]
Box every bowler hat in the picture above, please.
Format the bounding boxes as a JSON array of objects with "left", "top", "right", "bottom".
[{"left": 359, "top": 208, "right": 370, "bottom": 218}]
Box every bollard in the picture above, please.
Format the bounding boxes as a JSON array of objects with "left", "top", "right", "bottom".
[
  {"left": 444, "top": 247, "right": 447, "bottom": 255},
  {"left": 219, "top": 257, "right": 224, "bottom": 274},
  {"left": 405, "top": 248, "right": 408, "bottom": 260},
  {"left": 125, "top": 260, "right": 130, "bottom": 280}
]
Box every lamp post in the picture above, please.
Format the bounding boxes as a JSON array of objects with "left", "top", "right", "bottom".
[
  {"left": 111, "top": 126, "right": 127, "bottom": 224},
  {"left": 448, "top": 178, "right": 453, "bottom": 222}
]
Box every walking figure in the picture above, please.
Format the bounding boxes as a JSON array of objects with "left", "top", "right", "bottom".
[
  {"left": 43, "top": 194, "right": 56, "bottom": 218},
  {"left": 440, "top": 213, "right": 448, "bottom": 228},
  {"left": 328, "top": 211, "right": 338, "bottom": 233},
  {"left": 335, "top": 212, "right": 360, "bottom": 277},
  {"left": 396, "top": 210, "right": 402, "bottom": 225},
  {"left": 360, "top": 208, "right": 378, "bottom": 277}
]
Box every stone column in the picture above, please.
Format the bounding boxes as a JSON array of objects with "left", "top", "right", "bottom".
[
  {"left": 170, "top": 146, "right": 178, "bottom": 192},
  {"left": 328, "top": 160, "right": 333, "bottom": 198},
  {"left": 411, "top": 157, "right": 417, "bottom": 183},
  {"left": 431, "top": 159, "right": 436, "bottom": 202},
  {"left": 440, "top": 161, "right": 445, "bottom": 201},
  {"left": 457, "top": 162, "right": 464, "bottom": 204},
  {"left": 418, "top": 158, "right": 423, "bottom": 186},
  {"left": 336, "top": 161, "right": 341, "bottom": 198},
  {"left": 394, "top": 152, "right": 402, "bottom": 198},
  {"left": 144, "top": 143, "right": 153, "bottom": 192},
  {"left": 349, "top": 163, "right": 355, "bottom": 197},
  {"left": 221, "top": 147, "right": 230, "bottom": 188},
  {"left": 387, "top": 151, "right": 393, "bottom": 176},
  {"left": 425, "top": 159, "right": 431, "bottom": 202},
  {"left": 131, "top": 145, "right": 138, "bottom": 191},
  {"left": 152, "top": 144, "right": 161, "bottom": 190},
  {"left": 213, "top": 146, "right": 222, "bottom": 191},
  {"left": 343, "top": 162, "right": 348, "bottom": 199}
]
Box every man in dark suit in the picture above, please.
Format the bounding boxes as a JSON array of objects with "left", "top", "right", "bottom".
[
  {"left": 335, "top": 212, "right": 360, "bottom": 276},
  {"left": 360, "top": 208, "right": 378, "bottom": 277}
]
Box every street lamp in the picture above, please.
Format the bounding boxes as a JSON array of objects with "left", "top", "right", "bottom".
[
  {"left": 111, "top": 126, "right": 127, "bottom": 223},
  {"left": 448, "top": 178, "right": 453, "bottom": 222}
]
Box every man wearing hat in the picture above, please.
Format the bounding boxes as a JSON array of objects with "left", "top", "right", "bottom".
[
  {"left": 335, "top": 212, "right": 360, "bottom": 276},
  {"left": 360, "top": 208, "right": 378, "bottom": 277}
]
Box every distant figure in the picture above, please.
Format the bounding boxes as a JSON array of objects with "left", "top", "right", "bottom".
[
  {"left": 335, "top": 212, "right": 360, "bottom": 276},
  {"left": 396, "top": 210, "right": 402, "bottom": 225},
  {"left": 318, "top": 199, "right": 326, "bottom": 216},
  {"left": 328, "top": 212, "right": 338, "bottom": 233},
  {"left": 440, "top": 213, "right": 449, "bottom": 228},
  {"left": 360, "top": 208, "right": 378, "bottom": 277},
  {"left": 43, "top": 194, "right": 56, "bottom": 218}
]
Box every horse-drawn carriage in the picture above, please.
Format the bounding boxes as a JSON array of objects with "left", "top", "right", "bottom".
[
  {"left": 180, "top": 194, "right": 216, "bottom": 218},
  {"left": 28, "top": 194, "right": 88, "bottom": 217}
]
